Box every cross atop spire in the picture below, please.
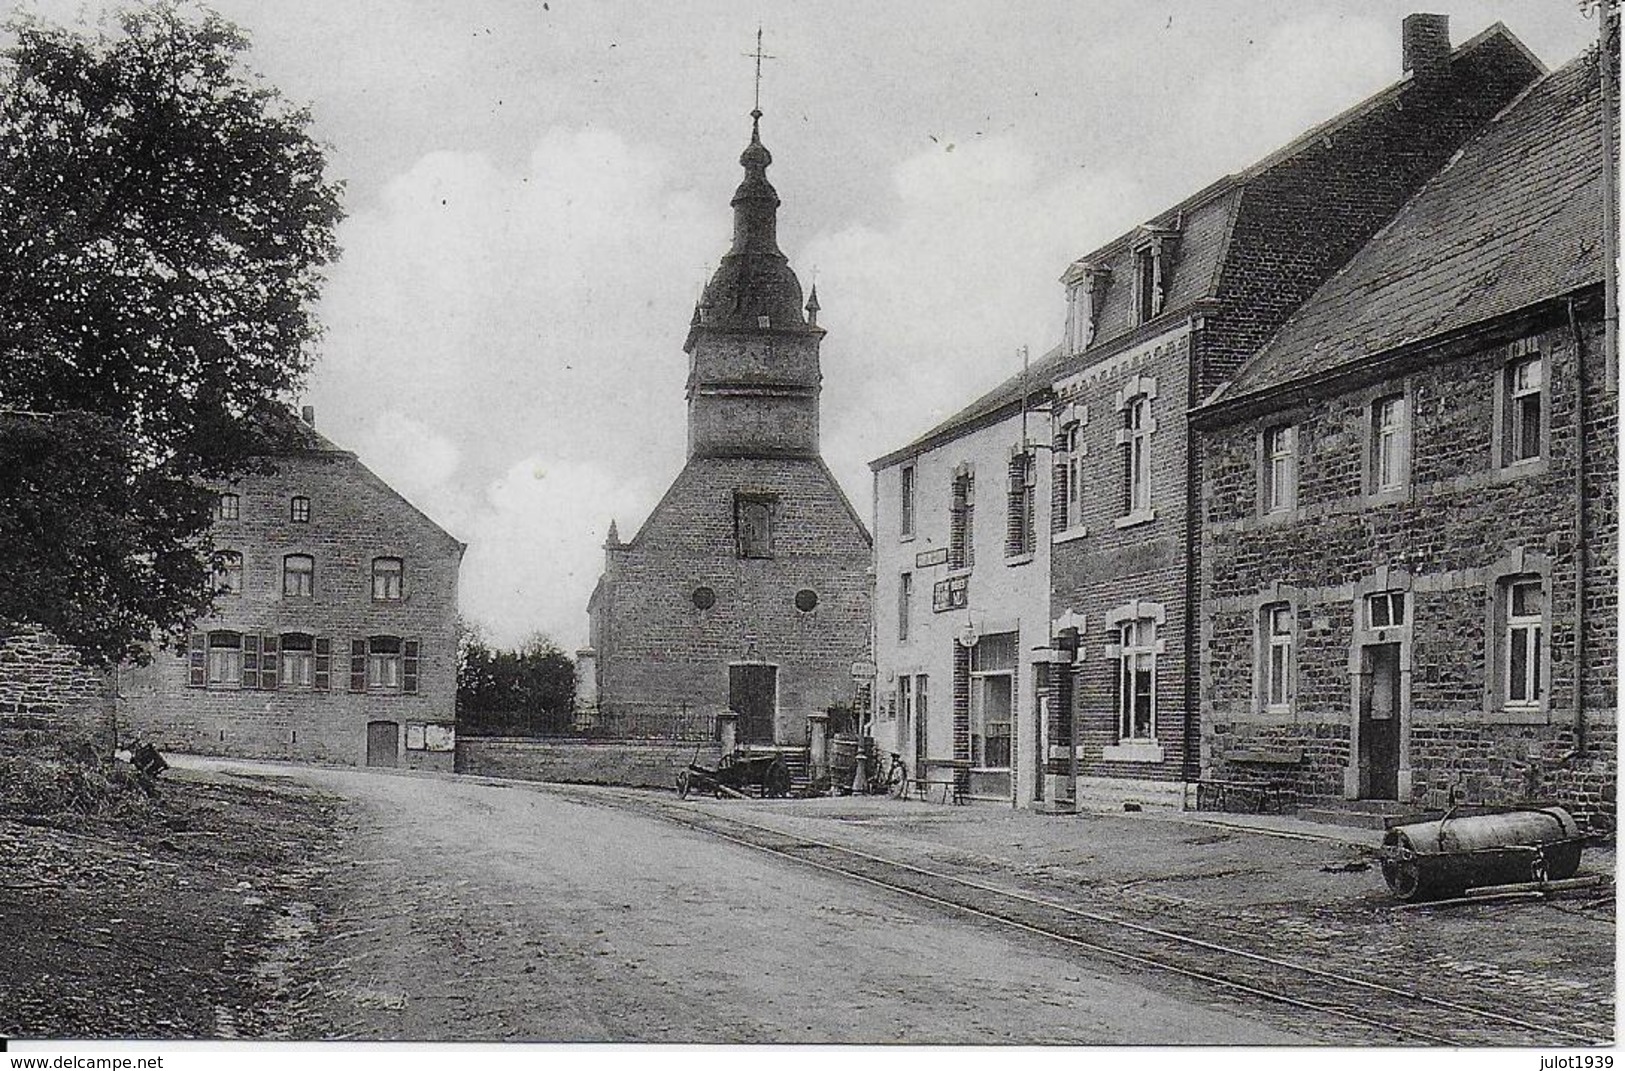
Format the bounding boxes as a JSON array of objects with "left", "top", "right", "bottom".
[{"left": 744, "top": 26, "right": 775, "bottom": 116}]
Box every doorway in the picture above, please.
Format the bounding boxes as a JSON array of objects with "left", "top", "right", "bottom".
[
  {"left": 729, "top": 663, "right": 777, "bottom": 744},
  {"left": 365, "top": 721, "right": 399, "bottom": 768},
  {"left": 1358, "top": 643, "right": 1401, "bottom": 800}
]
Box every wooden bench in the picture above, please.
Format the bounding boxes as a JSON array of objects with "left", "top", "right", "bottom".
[{"left": 910, "top": 761, "right": 970, "bottom": 805}]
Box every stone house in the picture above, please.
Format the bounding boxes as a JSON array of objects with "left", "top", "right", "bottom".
[
  {"left": 1192, "top": 45, "right": 1617, "bottom": 827},
  {"left": 871, "top": 15, "right": 1545, "bottom": 810},
  {"left": 117, "top": 409, "right": 466, "bottom": 770},
  {"left": 582, "top": 112, "right": 872, "bottom": 748}
]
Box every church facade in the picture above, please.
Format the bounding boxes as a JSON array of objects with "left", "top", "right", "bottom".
[{"left": 582, "top": 112, "right": 872, "bottom": 747}]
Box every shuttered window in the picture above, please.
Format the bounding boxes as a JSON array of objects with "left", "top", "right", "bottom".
[{"left": 349, "top": 639, "right": 367, "bottom": 693}]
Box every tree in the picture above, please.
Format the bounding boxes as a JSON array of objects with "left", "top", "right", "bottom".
[
  {"left": 457, "top": 629, "right": 577, "bottom": 734},
  {"left": 0, "top": 3, "right": 344, "bottom": 665}
]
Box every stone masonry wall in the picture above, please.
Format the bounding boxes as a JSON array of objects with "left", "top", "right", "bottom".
[
  {"left": 1201, "top": 312, "right": 1616, "bottom": 826},
  {"left": 455, "top": 737, "right": 722, "bottom": 790},
  {"left": 0, "top": 624, "right": 114, "bottom": 751}
]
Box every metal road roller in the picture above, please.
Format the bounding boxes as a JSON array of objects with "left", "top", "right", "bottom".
[{"left": 1380, "top": 805, "right": 1586, "bottom": 902}]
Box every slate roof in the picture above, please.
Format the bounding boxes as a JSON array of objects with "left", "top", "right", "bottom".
[
  {"left": 1209, "top": 49, "right": 1607, "bottom": 406},
  {"left": 870, "top": 23, "right": 1540, "bottom": 470}
]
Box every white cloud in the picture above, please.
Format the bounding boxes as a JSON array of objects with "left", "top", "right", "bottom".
[{"left": 456, "top": 455, "right": 656, "bottom": 649}]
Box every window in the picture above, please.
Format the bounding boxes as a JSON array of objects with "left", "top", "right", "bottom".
[
  {"left": 290, "top": 496, "right": 311, "bottom": 523},
  {"left": 899, "top": 464, "right": 916, "bottom": 539},
  {"left": 1262, "top": 425, "right": 1296, "bottom": 514},
  {"left": 1365, "top": 591, "right": 1407, "bottom": 629},
  {"left": 283, "top": 554, "right": 314, "bottom": 598},
  {"left": 1262, "top": 604, "right": 1294, "bottom": 712},
  {"left": 1062, "top": 263, "right": 1107, "bottom": 354},
  {"left": 214, "top": 551, "right": 243, "bottom": 595},
  {"left": 1122, "top": 396, "right": 1151, "bottom": 515},
  {"left": 915, "top": 674, "right": 928, "bottom": 737},
  {"left": 1061, "top": 421, "right": 1084, "bottom": 530},
  {"left": 898, "top": 573, "right": 913, "bottom": 642},
  {"left": 949, "top": 469, "right": 975, "bottom": 570},
  {"left": 1005, "top": 450, "right": 1036, "bottom": 558},
  {"left": 279, "top": 633, "right": 316, "bottom": 689},
  {"left": 794, "top": 589, "right": 819, "bottom": 613},
  {"left": 206, "top": 631, "right": 243, "bottom": 688},
  {"left": 354, "top": 635, "right": 419, "bottom": 694},
  {"left": 1505, "top": 354, "right": 1544, "bottom": 464},
  {"left": 897, "top": 675, "right": 913, "bottom": 729},
  {"left": 372, "top": 557, "right": 404, "bottom": 601},
  {"left": 216, "top": 493, "right": 239, "bottom": 521},
  {"left": 692, "top": 586, "right": 716, "bottom": 611},
  {"left": 1118, "top": 619, "right": 1156, "bottom": 741},
  {"left": 735, "top": 495, "right": 774, "bottom": 559},
  {"left": 1371, "top": 394, "right": 1408, "bottom": 493},
  {"left": 970, "top": 633, "right": 1016, "bottom": 770},
  {"left": 1503, "top": 577, "right": 1544, "bottom": 708}
]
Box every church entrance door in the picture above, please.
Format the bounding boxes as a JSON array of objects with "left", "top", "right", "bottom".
[{"left": 729, "top": 663, "right": 777, "bottom": 744}]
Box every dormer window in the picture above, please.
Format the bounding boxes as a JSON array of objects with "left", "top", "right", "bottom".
[
  {"left": 1131, "top": 231, "right": 1176, "bottom": 325},
  {"left": 1061, "top": 262, "right": 1110, "bottom": 354}
]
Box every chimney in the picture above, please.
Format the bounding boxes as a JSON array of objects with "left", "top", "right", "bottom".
[
  {"left": 300, "top": 405, "right": 315, "bottom": 428},
  {"left": 1402, "top": 13, "right": 1451, "bottom": 80}
]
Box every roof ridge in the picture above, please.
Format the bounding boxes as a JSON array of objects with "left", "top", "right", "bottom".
[{"left": 1206, "top": 49, "right": 1591, "bottom": 409}]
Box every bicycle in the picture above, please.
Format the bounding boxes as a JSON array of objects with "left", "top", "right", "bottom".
[{"left": 862, "top": 750, "right": 908, "bottom": 797}]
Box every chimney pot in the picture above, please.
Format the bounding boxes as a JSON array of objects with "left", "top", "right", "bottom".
[
  {"left": 1402, "top": 13, "right": 1451, "bottom": 79},
  {"left": 300, "top": 405, "right": 315, "bottom": 428}
]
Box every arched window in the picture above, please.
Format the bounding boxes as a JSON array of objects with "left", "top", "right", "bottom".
[
  {"left": 207, "top": 631, "right": 243, "bottom": 687},
  {"left": 214, "top": 551, "right": 243, "bottom": 595},
  {"left": 351, "top": 635, "right": 420, "bottom": 694},
  {"left": 280, "top": 633, "right": 315, "bottom": 689},
  {"left": 372, "top": 557, "right": 404, "bottom": 601},
  {"left": 282, "top": 554, "right": 314, "bottom": 598}
]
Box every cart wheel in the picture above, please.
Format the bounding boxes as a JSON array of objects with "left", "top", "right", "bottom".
[
  {"left": 765, "top": 757, "right": 791, "bottom": 799},
  {"left": 676, "top": 770, "right": 691, "bottom": 800}
]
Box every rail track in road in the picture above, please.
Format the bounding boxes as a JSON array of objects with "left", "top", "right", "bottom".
[{"left": 550, "top": 784, "right": 1610, "bottom": 1047}]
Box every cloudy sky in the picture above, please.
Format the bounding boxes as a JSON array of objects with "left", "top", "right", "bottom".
[{"left": 19, "top": 0, "right": 1603, "bottom": 649}]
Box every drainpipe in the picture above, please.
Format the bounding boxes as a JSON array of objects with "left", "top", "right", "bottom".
[
  {"left": 1600, "top": 7, "right": 1618, "bottom": 393},
  {"left": 1567, "top": 299, "right": 1589, "bottom": 757}
]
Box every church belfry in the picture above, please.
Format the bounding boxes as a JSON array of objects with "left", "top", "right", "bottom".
[{"left": 684, "top": 110, "right": 824, "bottom": 460}]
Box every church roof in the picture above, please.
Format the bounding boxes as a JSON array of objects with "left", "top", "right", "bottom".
[{"left": 685, "top": 112, "right": 818, "bottom": 350}]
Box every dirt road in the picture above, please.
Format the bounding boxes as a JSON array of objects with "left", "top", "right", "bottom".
[{"left": 205, "top": 759, "right": 1305, "bottom": 1044}]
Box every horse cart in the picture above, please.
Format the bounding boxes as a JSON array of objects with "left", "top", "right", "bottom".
[{"left": 677, "top": 749, "right": 792, "bottom": 800}]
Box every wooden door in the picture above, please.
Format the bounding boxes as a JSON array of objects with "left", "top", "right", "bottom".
[
  {"left": 366, "top": 721, "right": 399, "bottom": 768},
  {"left": 729, "top": 664, "right": 776, "bottom": 744},
  {"left": 1358, "top": 644, "right": 1401, "bottom": 800}
]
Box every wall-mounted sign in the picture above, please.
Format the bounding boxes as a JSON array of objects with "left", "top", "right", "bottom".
[
  {"left": 423, "top": 724, "right": 456, "bottom": 752},
  {"left": 932, "top": 574, "right": 969, "bottom": 613},
  {"left": 915, "top": 547, "right": 949, "bottom": 569}
]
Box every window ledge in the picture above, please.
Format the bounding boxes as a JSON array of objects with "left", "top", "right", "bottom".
[
  {"left": 1484, "top": 706, "right": 1550, "bottom": 726},
  {"left": 1495, "top": 457, "right": 1550, "bottom": 483},
  {"left": 1113, "top": 508, "right": 1157, "bottom": 530},
  {"left": 1365, "top": 487, "right": 1409, "bottom": 506},
  {"left": 899, "top": 533, "right": 916, "bottom": 544},
  {"left": 1259, "top": 506, "right": 1297, "bottom": 525},
  {"left": 1102, "top": 740, "right": 1165, "bottom": 763},
  {"left": 1004, "top": 552, "right": 1036, "bottom": 567},
  {"left": 946, "top": 566, "right": 973, "bottom": 579},
  {"left": 1053, "top": 526, "right": 1090, "bottom": 545}
]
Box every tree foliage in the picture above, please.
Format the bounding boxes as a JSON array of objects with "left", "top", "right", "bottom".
[
  {"left": 0, "top": 3, "right": 344, "bottom": 665},
  {"left": 457, "top": 628, "right": 577, "bottom": 735}
]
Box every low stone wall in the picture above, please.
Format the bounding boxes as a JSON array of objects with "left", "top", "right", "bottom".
[
  {"left": 455, "top": 736, "right": 721, "bottom": 790},
  {"left": 0, "top": 624, "right": 114, "bottom": 751}
]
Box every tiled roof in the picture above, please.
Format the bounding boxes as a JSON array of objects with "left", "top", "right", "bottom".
[{"left": 1211, "top": 50, "right": 1607, "bottom": 405}]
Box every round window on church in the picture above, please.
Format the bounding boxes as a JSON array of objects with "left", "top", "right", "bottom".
[
  {"left": 692, "top": 586, "right": 716, "bottom": 611},
  {"left": 794, "top": 589, "right": 819, "bottom": 613}
]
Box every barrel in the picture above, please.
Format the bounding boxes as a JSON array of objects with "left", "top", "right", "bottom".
[
  {"left": 1380, "top": 806, "right": 1584, "bottom": 901},
  {"left": 830, "top": 733, "right": 859, "bottom": 790}
]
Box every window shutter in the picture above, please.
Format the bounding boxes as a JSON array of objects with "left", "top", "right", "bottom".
[
  {"left": 188, "top": 633, "right": 206, "bottom": 688},
  {"left": 350, "top": 639, "right": 367, "bottom": 693},
  {"left": 261, "top": 635, "right": 279, "bottom": 690},
  {"left": 403, "top": 640, "right": 420, "bottom": 695},
  {"left": 243, "top": 634, "right": 260, "bottom": 687},
  {"left": 314, "top": 638, "right": 331, "bottom": 692}
]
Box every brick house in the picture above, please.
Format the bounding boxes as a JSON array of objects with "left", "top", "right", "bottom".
[
  {"left": 582, "top": 113, "right": 872, "bottom": 747},
  {"left": 118, "top": 408, "right": 466, "bottom": 770},
  {"left": 871, "top": 15, "right": 1545, "bottom": 810},
  {"left": 1192, "top": 44, "right": 1617, "bottom": 827}
]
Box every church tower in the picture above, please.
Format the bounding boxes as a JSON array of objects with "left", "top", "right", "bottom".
[
  {"left": 685, "top": 109, "right": 824, "bottom": 460},
  {"left": 584, "top": 106, "right": 872, "bottom": 750}
]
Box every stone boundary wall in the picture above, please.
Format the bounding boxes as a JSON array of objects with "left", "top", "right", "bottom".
[
  {"left": 0, "top": 624, "right": 114, "bottom": 751},
  {"left": 455, "top": 737, "right": 722, "bottom": 790}
]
